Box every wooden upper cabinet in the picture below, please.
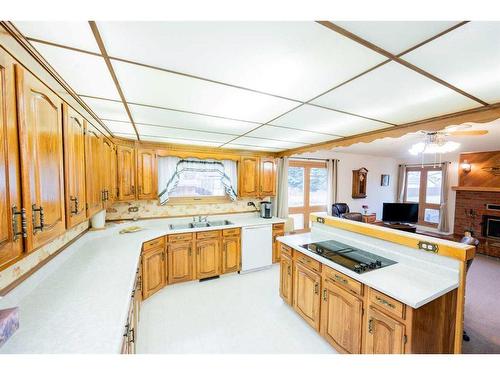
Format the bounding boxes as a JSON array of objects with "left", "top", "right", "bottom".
[
  {"left": 62, "top": 104, "right": 87, "bottom": 228},
  {"left": 239, "top": 156, "right": 259, "bottom": 197},
  {"left": 117, "top": 145, "right": 136, "bottom": 201},
  {"left": 142, "top": 246, "right": 165, "bottom": 300},
  {"left": 293, "top": 262, "right": 321, "bottom": 331},
  {"left": 365, "top": 306, "right": 406, "bottom": 354},
  {"left": 85, "top": 123, "right": 103, "bottom": 218},
  {"left": 101, "top": 139, "right": 117, "bottom": 208},
  {"left": 196, "top": 238, "right": 220, "bottom": 279},
  {"left": 0, "top": 50, "right": 23, "bottom": 267},
  {"left": 15, "top": 65, "right": 66, "bottom": 252},
  {"left": 136, "top": 148, "right": 157, "bottom": 200},
  {"left": 321, "top": 281, "right": 363, "bottom": 354},
  {"left": 221, "top": 236, "right": 240, "bottom": 274},
  {"left": 259, "top": 157, "right": 276, "bottom": 196}
]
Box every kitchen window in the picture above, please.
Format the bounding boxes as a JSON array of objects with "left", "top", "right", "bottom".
[
  {"left": 288, "top": 160, "right": 328, "bottom": 233},
  {"left": 403, "top": 166, "right": 442, "bottom": 227},
  {"left": 157, "top": 157, "right": 238, "bottom": 204}
]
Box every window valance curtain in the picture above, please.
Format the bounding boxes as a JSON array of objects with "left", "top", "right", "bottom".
[{"left": 158, "top": 157, "right": 237, "bottom": 205}]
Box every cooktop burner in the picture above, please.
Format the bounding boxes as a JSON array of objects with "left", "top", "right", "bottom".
[{"left": 300, "top": 240, "right": 396, "bottom": 274}]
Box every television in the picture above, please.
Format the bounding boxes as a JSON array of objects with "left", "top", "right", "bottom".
[{"left": 382, "top": 203, "right": 419, "bottom": 224}]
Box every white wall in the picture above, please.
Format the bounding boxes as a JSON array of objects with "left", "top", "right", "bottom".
[{"left": 298, "top": 151, "right": 399, "bottom": 219}]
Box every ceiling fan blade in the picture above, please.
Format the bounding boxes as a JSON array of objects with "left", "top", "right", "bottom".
[{"left": 448, "top": 130, "right": 488, "bottom": 136}]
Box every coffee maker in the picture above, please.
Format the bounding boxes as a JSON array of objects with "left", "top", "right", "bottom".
[{"left": 260, "top": 201, "right": 272, "bottom": 219}]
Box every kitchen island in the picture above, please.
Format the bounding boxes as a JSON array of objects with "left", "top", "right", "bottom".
[
  {"left": 277, "top": 213, "right": 474, "bottom": 354},
  {"left": 0, "top": 213, "right": 284, "bottom": 354}
]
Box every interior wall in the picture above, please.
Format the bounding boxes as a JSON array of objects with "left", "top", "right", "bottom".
[{"left": 297, "top": 150, "right": 399, "bottom": 219}]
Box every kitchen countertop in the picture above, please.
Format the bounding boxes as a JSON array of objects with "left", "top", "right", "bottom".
[
  {"left": 277, "top": 230, "right": 460, "bottom": 309},
  {"left": 0, "top": 213, "right": 285, "bottom": 354}
]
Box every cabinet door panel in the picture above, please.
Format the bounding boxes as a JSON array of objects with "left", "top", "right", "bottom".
[
  {"left": 85, "top": 123, "right": 103, "bottom": 217},
  {"left": 321, "top": 281, "right": 363, "bottom": 353},
  {"left": 196, "top": 239, "right": 220, "bottom": 279},
  {"left": 63, "top": 104, "right": 87, "bottom": 228},
  {"left": 239, "top": 157, "right": 259, "bottom": 197},
  {"left": 366, "top": 307, "right": 405, "bottom": 354},
  {"left": 272, "top": 229, "right": 284, "bottom": 263},
  {"left": 101, "top": 139, "right": 116, "bottom": 208},
  {"left": 137, "top": 149, "right": 156, "bottom": 200},
  {"left": 279, "top": 255, "right": 293, "bottom": 305},
  {"left": 142, "top": 247, "right": 165, "bottom": 300},
  {"left": 222, "top": 236, "right": 240, "bottom": 274},
  {"left": 259, "top": 157, "right": 276, "bottom": 196},
  {"left": 0, "top": 52, "right": 23, "bottom": 266},
  {"left": 16, "top": 65, "right": 65, "bottom": 251},
  {"left": 168, "top": 242, "right": 193, "bottom": 284},
  {"left": 117, "top": 145, "right": 136, "bottom": 201},
  {"left": 293, "top": 262, "right": 321, "bottom": 331}
]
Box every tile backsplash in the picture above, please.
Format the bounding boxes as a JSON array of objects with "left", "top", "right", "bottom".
[{"left": 105, "top": 198, "right": 263, "bottom": 221}]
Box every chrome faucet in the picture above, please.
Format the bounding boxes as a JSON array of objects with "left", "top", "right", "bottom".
[{"left": 192, "top": 215, "right": 208, "bottom": 222}]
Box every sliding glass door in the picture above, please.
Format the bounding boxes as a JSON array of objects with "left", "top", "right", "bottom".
[{"left": 288, "top": 160, "right": 327, "bottom": 233}]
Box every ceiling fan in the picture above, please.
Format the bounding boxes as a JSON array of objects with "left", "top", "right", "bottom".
[{"left": 409, "top": 124, "right": 488, "bottom": 156}]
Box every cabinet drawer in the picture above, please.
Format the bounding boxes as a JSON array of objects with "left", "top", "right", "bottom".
[
  {"left": 294, "top": 252, "right": 321, "bottom": 273},
  {"left": 143, "top": 237, "right": 165, "bottom": 251},
  {"left": 323, "top": 266, "right": 363, "bottom": 296},
  {"left": 222, "top": 228, "right": 240, "bottom": 237},
  {"left": 369, "top": 288, "right": 405, "bottom": 319},
  {"left": 196, "top": 230, "right": 221, "bottom": 240},
  {"left": 168, "top": 233, "right": 194, "bottom": 243},
  {"left": 272, "top": 223, "right": 285, "bottom": 231},
  {"left": 280, "top": 243, "right": 293, "bottom": 258}
]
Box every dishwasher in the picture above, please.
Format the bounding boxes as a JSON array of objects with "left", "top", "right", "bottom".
[{"left": 241, "top": 224, "right": 273, "bottom": 273}]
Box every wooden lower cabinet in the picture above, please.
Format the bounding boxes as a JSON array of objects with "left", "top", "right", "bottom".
[
  {"left": 222, "top": 236, "right": 240, "bottom": 274},
  {"left": 168, "top": 241, "right": 193, "bottom": 284},
  {"left": 196, "top": 238, "right": 220, "bottom": 279},
  {"left": 279, "top": 254, "right": 293, "bottom": 305},
  {"left": 293, "top": 262, "right": 321, "bottom": 331},
  {"left": 321, "top": 280, "right": 363, "bottom": 354},
  {"left": 365, "top": 306, "right": 405, "bottom": 354},
  {"left": 142, "top": 246, "right": 166, "bottom": 300}
]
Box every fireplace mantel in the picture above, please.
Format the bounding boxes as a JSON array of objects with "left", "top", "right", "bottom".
[{"left": 452, "top": 186, "right": 500, "bottom": 192}]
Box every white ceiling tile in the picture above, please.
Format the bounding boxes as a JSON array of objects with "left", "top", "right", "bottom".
[
  {"left": 270, "top": 104, "right": 392, "bottom": 136},
  {"left": 129, "top": 104, "right": 256, "bottom": 135},
  {"left": 403, "top": 22, "right": 500, "bottom": 103},
  {"left": 102, "top": 120, "right": 135, "bottom": 134},
  {"left": 15, "top": 21, "right": 100, "bottom": 53},
  {"left": 139, "top": 136, "right": 223, "bottom": 148},
  {"left": 232, "top": 137, "right": 305, "bottom": 149},
  {"left": 82, "top": 97, "right": 129, "bottom": 122},
  {"left": 98, "top": 21, "right": 386, "bottom": 101},
  {"left": 333, "top": 21, "right": 459, "bottom": 54},
  {"left": 32, "top": 42, "right": 119, "bottom": 100},
  {"left": 246, "top": 125, "right": 339, "bottom": 144},
  {"left": 112, "top": 60, "right": 299, "bottom": 123},
  {"left": 310, "top": 62, "right": 480, "bottom": 124},
  {"left": 222, "top": 144, "right": 284, "bottom": 152},
  {"left": 136, "top": 124, "right": 235, "bottom": 143}
]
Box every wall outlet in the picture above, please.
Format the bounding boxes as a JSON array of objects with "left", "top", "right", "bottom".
[
  {"left": 418, "top": 241, "right": 439, "bottom": 253},
  {"left": 128, "top": 206, "right": 139, "bottom": 213}
]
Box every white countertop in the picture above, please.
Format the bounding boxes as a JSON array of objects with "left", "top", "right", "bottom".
[
  {"left": 278, "top": 229, "right": 460, "bottom": 309},
  {"left": 0, "top": 213, "right": 284, "bottom": 354}
]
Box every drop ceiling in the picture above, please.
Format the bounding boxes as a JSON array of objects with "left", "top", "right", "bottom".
[{"left": 14, "top": 21, "right": 500, "bottom": 152}]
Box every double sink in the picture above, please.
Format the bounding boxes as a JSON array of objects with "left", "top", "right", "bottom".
[{"left": 168, "top": 220, "right": 233, "bottom": 230}]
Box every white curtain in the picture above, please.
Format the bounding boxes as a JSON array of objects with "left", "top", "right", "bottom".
[
  {"left": 326, "top": 159, "right": 339, "bottom": 215},
  {"left": 221, "top": 159, "right": 238, "bottom": 193},
  {"left": 272, "top": 157, "right": 289, "bottom": 219},
  {"left": 438, "top": 162, "right": 450, "bottom": 233},
  {"left": 396, "top": 164, "right": 407, "bottom": 203},
  {"left": 157, "top": 157, "right": 237, "bottom": 205}
]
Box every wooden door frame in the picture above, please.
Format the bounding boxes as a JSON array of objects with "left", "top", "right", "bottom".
[
  {"left": 403, "top": 166, "right": 442, "bottom": 228},
  {"left": 288, "top": 160, "right": 327, "bottom": 233}
]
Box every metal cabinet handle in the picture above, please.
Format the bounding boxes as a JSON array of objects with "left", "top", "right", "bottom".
[
  {"left": 314, "top": 282, "right": 319, "bottom": 295},
  {"left": 188, "top": 246, "right": 192, "bottom": 256},
  {"left": 323, "top": 288, "right": 327, "bottom": 301},
  {"left": 375, "top": 296, "right": 396, "bottom": 309},
  {"left": 368, "top": 318, "right": 374, "bottom": 334},
  {"left": 105, "top": 190, "right": 109, "bottom": 201},
  {"left": 129, "top": 328, "right": 135, "bottom": 343},
  {"left": 287, "top": 265, "right": 291, "bottom": 276},
  {"left": 12, "top": 205, "right": 27, "bottom": 240},
  {"left": 334, "top": 274, "right": 348, "bottom": 285},
  {"left": 32, "top": 204, "right": 44, "bottom": 233},
  {"left": 131, "top": 185, "right": 135, "bottom": 194},
  {"left": 70, "top": 196, "right": 79, "bottom": 214}
]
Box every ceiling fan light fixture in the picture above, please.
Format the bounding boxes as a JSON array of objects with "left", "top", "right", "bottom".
[{"left": 408, "top": 140, "right": 460, "bottom": 155}]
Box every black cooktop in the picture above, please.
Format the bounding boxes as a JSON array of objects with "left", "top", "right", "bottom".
[{"left": 300, "top": 240, "right": 396, "bottom": 274}]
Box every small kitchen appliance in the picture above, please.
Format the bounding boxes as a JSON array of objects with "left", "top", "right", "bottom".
[
  {"left": 260, "top": 201, "right": 272, "bottom": 219},
  {"left": 300, "top": 240, "right": 396, "bottom": 274}
]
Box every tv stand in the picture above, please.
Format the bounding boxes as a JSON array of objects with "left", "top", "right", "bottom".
[{"left": 383, "top": 222, "right": 417, "bottom": 233}]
